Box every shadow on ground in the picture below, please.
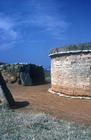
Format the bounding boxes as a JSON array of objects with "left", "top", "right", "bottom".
[{"left": 10, "top": 101, "right": 29, "bottom": 109}]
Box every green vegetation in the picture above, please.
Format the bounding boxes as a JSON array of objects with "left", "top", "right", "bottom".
[{"left": 0, "top": 104, "right": 91, "bottom": 140}]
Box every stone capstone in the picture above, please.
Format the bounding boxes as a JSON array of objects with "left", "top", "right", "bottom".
[{"left": 49, "top": 43, "right": 91, "bottom": 56}]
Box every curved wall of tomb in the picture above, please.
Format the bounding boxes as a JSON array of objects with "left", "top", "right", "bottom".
[{"left": 49, "top": 44, "right": 91, "bottom": 96}]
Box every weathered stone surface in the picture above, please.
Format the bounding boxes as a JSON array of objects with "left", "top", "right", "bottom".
[
  {"left": 0, "top": 63, "right": 45, "bottom": 86},
  {"left": 0, "top": 72, "right": 29, "bottom": 108},
  {"left": 49, "top": 43, "right": 91, "bottom": 56},
  {"left": 0, "top": 86, "right": 7, "bottom": 104},
  {"left": 0, "top": 72, "right": 15, "bottom": 106},
  {"left": 50, "top": 45, "right": 91, "bottom": 97},
  {"left": 20, "top": 72, "right": 32, "bottom": 86}
]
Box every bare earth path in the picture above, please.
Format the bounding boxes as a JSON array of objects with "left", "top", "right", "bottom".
[{"left": 8, "top": 83, "right": 91, "bottom": 126}]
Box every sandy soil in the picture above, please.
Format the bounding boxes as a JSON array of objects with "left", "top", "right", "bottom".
[{"left": 8, "top": 83, "right": 91, "bottom": 126}]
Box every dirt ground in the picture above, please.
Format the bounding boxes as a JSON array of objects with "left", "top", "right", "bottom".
[{"left": 8, "top": 83, "right": 91, "bottom": 126}]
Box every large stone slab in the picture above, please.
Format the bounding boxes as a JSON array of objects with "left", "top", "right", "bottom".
[
  {"left": 20, "top": 72, "right": 32, "bottom": 86},
  {"left": 0, "top": 86, "right": 7, "bottom": 104},
  {"left": 0, "top": 72, "right": 15, "bottom": 106}
]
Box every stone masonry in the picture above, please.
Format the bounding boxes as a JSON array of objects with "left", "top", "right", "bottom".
[{"left": 49, "top": 43, "right": 91, "bottom": 97}]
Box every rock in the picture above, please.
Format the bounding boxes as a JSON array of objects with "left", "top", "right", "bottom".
[
  {"left": 0, "top": 63, "right": 45, "bottom": 86},
  {"left": 0, "top": 72, "right": 16, "bottom": 106},
  {"left": 0, "top": 86, "right": 7, "bottom": 104},
  {"left": 20, "top": 72, "right": 32, "bottom": 86}
]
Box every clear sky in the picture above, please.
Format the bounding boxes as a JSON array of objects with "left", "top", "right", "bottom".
[{"left": 0, "top": 0, "right": 91, "bottom": 67}]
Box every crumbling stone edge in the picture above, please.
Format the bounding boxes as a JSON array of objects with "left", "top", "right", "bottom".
[
  {"left": 48, "top": 88, "right": 91, "bottom": 100},
  {"left": 49, "top": 50, "right": 91, "bottom": 57}
]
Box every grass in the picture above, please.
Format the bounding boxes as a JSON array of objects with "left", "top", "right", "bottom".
[{"left": 0, "top": 104, "right": 91, "bottom": 140}]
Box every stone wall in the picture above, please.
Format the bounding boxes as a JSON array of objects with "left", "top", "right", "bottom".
[{"left": 49, "top": 45, "right": 91, "bottom": 97}]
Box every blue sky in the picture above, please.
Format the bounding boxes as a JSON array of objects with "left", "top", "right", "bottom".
[{"left": 0, "top": 0, "right": 91, "bottom": 67}]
